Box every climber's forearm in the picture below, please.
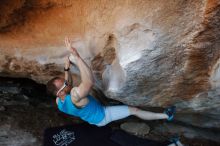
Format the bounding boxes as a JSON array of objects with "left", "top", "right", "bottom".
[
  {"left": 64, "top": 70, "right": 73, "bottom": 86},
  {"left": 64, "top": 57, "right": 73, "bottom": 86},
  {"left": 75, "top": 56, "right": 94, "bottom": 89}
]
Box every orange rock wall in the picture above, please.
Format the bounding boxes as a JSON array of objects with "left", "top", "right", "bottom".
[{"left": 0, "top": 0, "right": 220, "bottom": 120}]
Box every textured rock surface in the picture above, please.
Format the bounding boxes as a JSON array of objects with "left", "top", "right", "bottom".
[
  {"left": 0, "top": 0, "right": 220, "bottom": 130},
  {"left": 0, "top": 78, "right": 219, "bottom": 146},
  {"left": 152, "top": 122, "right": 220, "bottom": 143},
  {"left": 0, "top": 77, "right": 82, "bottom": 146},
  {"left": 120, "top": 122, "right": 150, "bottom": 136}
]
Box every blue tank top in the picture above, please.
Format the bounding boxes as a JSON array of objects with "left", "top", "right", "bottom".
[{"left": 57, "top": 94, "right": 105, "bottom": 124}]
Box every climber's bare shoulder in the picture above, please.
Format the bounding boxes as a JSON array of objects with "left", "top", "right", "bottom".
[{"left": 70, "top": 87, "right": 89, "bottom": 107}]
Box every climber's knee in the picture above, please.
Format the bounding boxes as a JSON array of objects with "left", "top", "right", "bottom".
[{"left": 128, "top": 106, "right": 139, "bottom": 115}]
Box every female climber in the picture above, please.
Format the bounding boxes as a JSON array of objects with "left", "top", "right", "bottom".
[{"left": 46, "top": 37, "right": 176, "bottom": 127}]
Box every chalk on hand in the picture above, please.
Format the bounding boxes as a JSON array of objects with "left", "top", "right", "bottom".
[{"left": 69, "top": 54, "right": 77, "bottom": 64}]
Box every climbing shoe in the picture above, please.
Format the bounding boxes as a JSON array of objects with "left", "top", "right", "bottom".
[
  {"left": 169, "top": 135, "right": 180, "bottom": 146},
  {"left": 164, "top": 106, "right": 176, "bottom": 121}
]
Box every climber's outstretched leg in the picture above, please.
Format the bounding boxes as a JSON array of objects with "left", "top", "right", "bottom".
[
  {"left": 96, "top": 105, "right": 176, "bottom": 126},
  {"left": 128, "top": 106, "right": 176, "bottom": 121}
]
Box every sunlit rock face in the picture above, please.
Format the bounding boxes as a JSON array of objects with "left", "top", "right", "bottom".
[{"left": 0, "top": 0, "right": 220, "bottom": 128}]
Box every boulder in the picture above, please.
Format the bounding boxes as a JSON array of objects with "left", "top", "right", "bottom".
[
  {"left": 120, "top": 122, "right": 150, "bottom": 136},
  {"left": 0, "top": 0, "right": 220, "bottom": 129}
]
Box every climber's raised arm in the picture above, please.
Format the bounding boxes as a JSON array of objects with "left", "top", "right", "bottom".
[
  {"left": 64, "top": 56, "right": 73, "bottom": 87},
  {"left": 65, "top": 37, "right": 94, "bottom": 102}
]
